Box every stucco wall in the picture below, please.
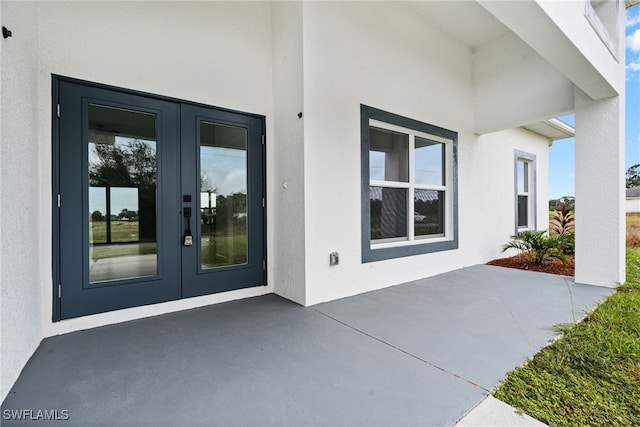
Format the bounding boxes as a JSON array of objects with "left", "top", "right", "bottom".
[
  {"left": 473, "top": 32, "right": 574, "bottom": 134},
  {"left": 271, "top": 2, "right": 306, "bottom": 304},
  {"left": 479, "top": 0, "right": 623, "bottom": 101},
  {"left": 536, "top": 0, "right": 622, "bottom": 95},
  {"left": 470, "top": 128, "right": 550, "bottom": 242},
  {"left": 0, "top": 0, "right": 42, "bottom": 404},
  {"left": 575, "top": 88, "right": 625, "bottom": 287},
  {"left": 300, "top": 2, "right": 550, "bottom": 305},
  {"left": 34, "top": 2, "right": 276, "bottom": 336},
  {"left": 627, "top": 199, "right": 640, "bottom": 214}
]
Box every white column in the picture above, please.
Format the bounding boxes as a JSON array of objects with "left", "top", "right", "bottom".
[{"left": 574, "top": 88, "right": 625, "bottom": 287}]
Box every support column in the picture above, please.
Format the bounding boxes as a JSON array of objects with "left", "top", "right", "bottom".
[{"left": 574, "top": 88, "right": 625, "bottom": 287}]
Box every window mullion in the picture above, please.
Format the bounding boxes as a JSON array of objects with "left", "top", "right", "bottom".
[
  {"left": 370, "top": 180, "right": 410, "bottom": 188},
  {"left": 414, "top": 184, "right": 447, "bottom": 191},
  {"left": 408, "top": 134, "right": 415, "bottom": 241}
]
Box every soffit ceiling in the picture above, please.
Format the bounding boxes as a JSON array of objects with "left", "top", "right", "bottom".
[
  {"left": 522, "top": 119, "right": 575, "bottom": 141},
  {"left": 406, "top": 1, "right": 511, "bottom": 49}
]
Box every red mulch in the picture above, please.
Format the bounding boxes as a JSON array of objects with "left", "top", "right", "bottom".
[{"left": 486, "top": 254, "right": 575, "bottom": 276}]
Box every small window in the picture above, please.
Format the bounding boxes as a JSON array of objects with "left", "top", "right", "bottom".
[
  {"left": 362, "top": 105, "right": 458, "bottom": 263},
  {"left": 515, "top": 151, "right": 536, "bottom": 233}
]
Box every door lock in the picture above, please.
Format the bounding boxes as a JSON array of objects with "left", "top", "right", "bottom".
[
  {"left": 183, "top": 207, "right": 193, "bottom": 246},
  {"left": 183, "top": 231, "right": 193, "bottom": 246}
]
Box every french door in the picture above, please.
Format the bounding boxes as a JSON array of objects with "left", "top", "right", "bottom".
[{"left": 55, "top": 78, "right": 265, "bottom": 320}]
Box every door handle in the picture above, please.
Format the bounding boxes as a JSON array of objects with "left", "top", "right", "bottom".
[{"left": 183, "top": 206, "right": 193, "bottom": 246}]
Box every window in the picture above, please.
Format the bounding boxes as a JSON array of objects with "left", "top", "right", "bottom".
[
  {"left": 361, "top": 105, "right": 458, "bottom": 263},
  {"left": 514, "top": 151, "right": 536, "bottom": 233}
]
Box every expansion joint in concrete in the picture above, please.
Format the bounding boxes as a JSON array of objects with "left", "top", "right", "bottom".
[{"left": 310, "top": 307, "right": 490, "bottom": 393}]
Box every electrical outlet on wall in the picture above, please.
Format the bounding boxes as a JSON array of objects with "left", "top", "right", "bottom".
[{"left": 329, "top": 252, "right": 339, "bottom": 266}]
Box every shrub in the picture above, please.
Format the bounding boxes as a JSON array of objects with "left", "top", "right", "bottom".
[
  {"left": 502, "top": 230, "right": 568, "bottom": 265},
  {"left": 557, "top": 232, "right": 575, "bottom": 255},
  {"left": 549, "top": 205, "right": 575, "bottom": 255},
  {"left": 627, "top": 231, "right": 640, "bottom": 248},
  {"left": 549, "top": 205, "right": 575, "bottom": 235}
]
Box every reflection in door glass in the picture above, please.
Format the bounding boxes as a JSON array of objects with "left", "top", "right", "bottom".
[
  {"left": 200, "top": 122, "right": 248, "bottom": 269},
  {"left": 88, "top": 104, "right": 158, "bottom": 283}
]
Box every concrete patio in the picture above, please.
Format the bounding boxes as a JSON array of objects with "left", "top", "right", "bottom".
[{"left": 1, "top": 265, "right": 612, "bottom": 426}]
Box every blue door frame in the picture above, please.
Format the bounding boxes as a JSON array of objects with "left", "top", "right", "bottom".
[{"left": 52, "top": 76, "right": 266, "bottom": 321}]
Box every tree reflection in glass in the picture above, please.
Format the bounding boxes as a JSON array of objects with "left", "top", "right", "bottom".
[
  {"left": 87, "top": 104, "right": 158, "bottom": 283},
  {"left": 199, "top": 122, "right": 248, "bottom": 269}
]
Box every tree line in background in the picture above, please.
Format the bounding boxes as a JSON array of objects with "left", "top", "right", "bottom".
[
  {"left": 91, "top": 209, "right": 138, "bottom": 222},
  {"left": 548, "top": 164, "right": 640, "bottom": 210},
  {"left": 89, "top": 139, "right": 156, "bottom": 241},
  {"left": 627, "top": 164, "right": 640, "bottom": 189}
]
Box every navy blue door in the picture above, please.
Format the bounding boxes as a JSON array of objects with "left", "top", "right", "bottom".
[
  {"left": 180, "top": 105, "right": 266, "bottom": 298},
  {"left": 56, "top": 78, "right": 265, "bottom": 320}
]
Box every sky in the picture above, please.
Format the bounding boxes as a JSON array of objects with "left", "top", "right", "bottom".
[{"left": 549, "top": 5, "right": 640, "bottom": 199}]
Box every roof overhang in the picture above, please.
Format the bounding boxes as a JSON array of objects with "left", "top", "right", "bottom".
[
  {"left": 627, "top": 1, "right": 640, "bottom": 9},
  {"left": 522, "top": 118, "right": 575, "bottom": 142}
]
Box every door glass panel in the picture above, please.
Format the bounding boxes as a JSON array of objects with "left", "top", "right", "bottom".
[
  {"left": 199, "top": 122, "right": 248, "bottom": 269},
  {"left": 88, "top": 104, "right": 158, "bottom": 283}
]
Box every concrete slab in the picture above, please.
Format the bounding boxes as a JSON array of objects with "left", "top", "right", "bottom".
[
  {"left": 455, "top": 396, "right": 548, "bottom": 426},
  {"left": 314, "top": 265, "right": 612, "bottom": 390},
  {"left": 90, "top": 254, "right": 157, "bottom": 282},
  {"left": 2, "top": 265, "right": 612, "bottom": 426},
  {"left": 2, "top": 295, "right": 483, "bottom": 427}
]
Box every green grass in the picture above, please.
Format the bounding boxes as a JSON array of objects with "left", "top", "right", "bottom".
[
  {"left": 493, "top": 248, "right": 640, "bottom": 426},
  {"left": 90, "top": 220, "right": 139, "bottom": 243},
  {"left": 201, "top": 234, "right": 247, "bottom": 268}
]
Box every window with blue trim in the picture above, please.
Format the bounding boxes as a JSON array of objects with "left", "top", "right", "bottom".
[
  {"left": 514, "top": 151, "right": 536, "bottom": 234},
  {"left": 361, "top": 105, "right": 458, "bottom": 263}
]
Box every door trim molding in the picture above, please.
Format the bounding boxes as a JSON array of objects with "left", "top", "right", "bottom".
[
  {"left": 52, "top": 75, "right": 266, "bottom": 120},
  {"left": 52, "top": 76, "right": 61, "bottom": 321}
]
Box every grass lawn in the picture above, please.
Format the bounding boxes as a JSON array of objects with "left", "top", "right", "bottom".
[
  {"left": 628, "top": 213, "right": 640, "bottom": 248},
  {"left": 90, "top": 220, "right": 140, "bottom": 243},
  {"left": 493, "top": 248, "right": 640, "bottom": 426},
  {"left": 201, "top": 234, "right": 247, "bottom": 268}
]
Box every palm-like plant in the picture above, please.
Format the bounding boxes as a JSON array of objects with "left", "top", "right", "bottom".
[
  {"left": 502, "top": 230, "right": 568, "bottom": 266},
  {"left": 549, "top": 205, "right": 575, "bottom": 255},
  {"left": 549, "top": 205, "right": 575, "bottom": 235}
]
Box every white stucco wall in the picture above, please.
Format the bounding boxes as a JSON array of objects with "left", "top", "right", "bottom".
[
  {"left": 627, "top": 199, "right": 640, "bottom": 214},
  {"left": 272, "top": 2, "right": 306, "bottom": 305},
  {"left": 0, "top": 0, "right": 42, "bottom": 404},
  {"left": 469, "top": 128, "right": 550, "bottom": 243},
  {"left": 300, "top": 2, "right": 550, "bottom": 305},
  {"left": 575, "top": 88, "right": 625, "bottom": 287},
  {"left": 572, "top": 0, "right": 625, "bottom": 289},
  {"left": 479, "top": 0, "right": 622, "bottom": 101},
  {"left": 473, "top": 32, "right": 574, "bottom": 134},
  {"left": 536, "top": 0, "right": 622, "bottom": 97}
]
